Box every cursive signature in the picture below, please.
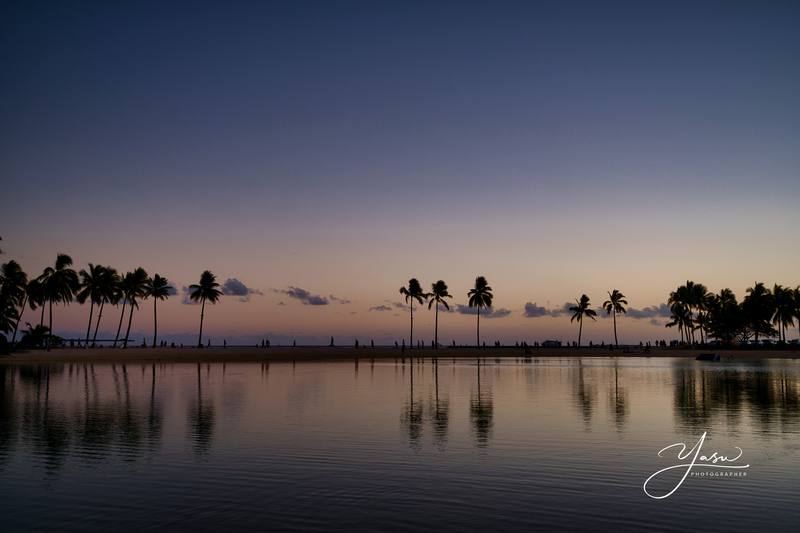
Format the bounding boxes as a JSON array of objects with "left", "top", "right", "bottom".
[{"left": 643, "top": 431, "right": 749, "bottom": 499}]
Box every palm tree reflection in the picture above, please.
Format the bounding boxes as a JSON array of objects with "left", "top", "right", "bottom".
[
  {"left": 470, "top": 358, "right": 493, "bottom": 447},
  {"left": 400, "top": 357, "right": 423, "bottom": 451},
  {"left": 188, "top": 363, "right": 215, "bottom": 456}
]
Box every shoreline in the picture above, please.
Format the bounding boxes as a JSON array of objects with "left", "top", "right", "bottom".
[{"left": 1, "top": 346, "right": 798, "bottom": 364}]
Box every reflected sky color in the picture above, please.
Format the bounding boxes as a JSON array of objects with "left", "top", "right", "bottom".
[
  {"left": 1, "top": 358, "right": 799, "bottom": 531},
  {"left": 1, "top": 1, "right": 798, "bottom": 343}
]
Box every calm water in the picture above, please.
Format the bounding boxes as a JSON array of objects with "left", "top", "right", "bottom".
[{"left": 1, "top": 357, "right": 798, "bottom": 532}]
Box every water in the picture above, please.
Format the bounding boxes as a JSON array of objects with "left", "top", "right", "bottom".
[{"left": 1, "top": 357, "right": 798, "bottom": 532}]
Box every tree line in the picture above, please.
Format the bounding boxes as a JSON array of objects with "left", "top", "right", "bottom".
[
  {"left": 0, "top": 254, "right": 222, "bottom": 350},
  {"left": 1, "top": 252, "right": 798, "bottom": 351}
]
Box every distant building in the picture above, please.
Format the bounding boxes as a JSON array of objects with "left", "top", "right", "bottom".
[{"left": 542, "top": 340, "right": 561, "bottom": 348}]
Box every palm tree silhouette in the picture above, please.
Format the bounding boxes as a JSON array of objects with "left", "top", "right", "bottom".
[
  {"left": 602, "top": 289, "right": 627, "bottom": 346},
  {"left": 38, "top": 254, "right": 79, "bottom": 350},
  {"left": 569, "top": 294, "right": 597, "bottom": 347},
  {"left": 145, "top": 274, "right": 173, "bottom": 347},
  {"left": 1, "top": 261, "right": 28, "bottom": 344},
  {"left": 742, "top": 282, "right": 776, "bottom": 342},
  {"left": 12, "top": 279, "right": 43, "bottom": 345},
  {"left": 468, "top": 276, "right": 493, "bottom": 348},
  {"left": 91, "top": 266, "right": 120, "bottom": 346},
  {"left": 121, "top": 268, "right": 149, "bottom": 348},
  {"left": 77, "top": 264, "right": 106, "bottom": 346},
  {"left": 666, "top": 302, "right": 691, "bottom": 343},
  {"left": 427, "top": 280, "right": 452, "bottom": 349},
  {"left": 189, "top": 270, "right": 222, "bottom": 347},
  {"left": 399, "top": 278, "right": 426, "bottom": 349},
  {"left": 771, "top": 284, "right": 794, "bottom": 342}
]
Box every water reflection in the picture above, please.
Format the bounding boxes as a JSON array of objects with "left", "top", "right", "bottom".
[
  {"left": 469, "top": 359, "right": 493, "bottom": 447},
  {"left": 672, "top": 360, "right": 800, "bottom": 433},
  {"left": 609, "top": 362, "right": 628, "bottom": 432},
  {"left": 188, "top": 363, "right": 215, "bottom": 456},
  {"left": 429, "top": 359, "right": 449, "bottom": 450}
]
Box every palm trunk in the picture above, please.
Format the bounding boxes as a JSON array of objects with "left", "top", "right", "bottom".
[
  {"left": 434, "top": 302, "right": 439, "bottom": 349},
  {"left": 197, "top": 297, "right": 206, "bottom": 347},
  {"left": 92, "top": 300, "right": 105, "bottom": 345},
  {"left": 612, "top": 310, "right": 618, "bottom": 346},
  {"left": 85, "top": 301, "right": 94, "bottom": 345},
  {"left": 152, "top": 298, "right": 158, "bottom": 348},
  {"left": 476, "top": 307, "right": 480, "bottom": 348},
  {"left": 409, "top": 302, "right": 414, "bottom": 349},
  {"left": 47, "top": 300, "right": 53, "bottom": 351},
  {"left": 40, "top": 303, "right": 45, "bottom": 329},
  {"left": 123, "top": 301, "right": 135, "bottom": 348},
  {"left": 11, "top": 294, "right": 27, "bottom": 344},
  {"left": 113, "top": 298, "right": 127, "bottom": 348},
  {"left": 578, "top": 316, "right": 583, "bottom": 347}
]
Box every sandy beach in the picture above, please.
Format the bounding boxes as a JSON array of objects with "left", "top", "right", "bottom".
[{"left": 1, "top": 345, "right": 798, "bottom": 364}]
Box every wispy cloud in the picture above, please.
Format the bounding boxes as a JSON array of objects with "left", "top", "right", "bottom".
[
  {"left": 276, "top": 286, "right": 329, "bottom": 305},
  {"left": 523, "top": 301, "right": 571, "bottom": 318},
  {"left": 369, "top": 305, "right": 393, "bottom": 312},
  {"left": 455, "top": 305, "right": 511, "bottom": 319},
  {"left": 626, "top": 303, "right": 671, "bottom": 319},
  {"left": 222, "top": 278, "right": 263, "bottom": 302},
  {"left": 329, "top": 295, "right": 351, "bottom": 305}
]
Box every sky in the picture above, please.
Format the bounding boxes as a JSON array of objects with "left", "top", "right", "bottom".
[{"left": 1, "top": 0, "right": 799, "bottom": 345}]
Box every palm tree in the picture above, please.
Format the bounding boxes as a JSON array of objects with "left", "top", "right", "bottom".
[
  {"left": 38, "top": 254, "right": 79, "bottom": 350},
  {"left": 742, "top": 282, "right": 776, "bottom": 342},
  {"left": 145, "top": 274, "right": 173, "bottom": 347},
  {"left": 77, "top": 264, "right": 106, "bottom": 345},
  {"left": 189, "top": 270, "right": 222, "bottom": 347},
  {"left": 12, "top": 279, "right": 43, "bottom": 345},
  {"left": 772, "top": 284, "right": 795, "bottom": 342},
  {"left": 1, "top": 261, "right": 28, "bottom": 344},
  {"left": 399, "top": 278, "right": 426, "bottom": 348},
  {"left": 666, "top": 302, "right": 691, "bottom": 343},
  {"left": 121, "top": 268, "right": 149, "bottom": 348},
  {"left": 91, "top": 266, "right": 120, "bottom": 346},
  {"left": 427, "top": 280, "right": 452, "bottom": 349},
  {"left": 794, "top": 286, "right": 800, "bottom": 341},
  {"left": 602, "top": 289, "right": 627, "bottom": 347},
  {"left": 569, "top": 294, "right": 597, "bottom": 347},
  {"left": 467, "top": 276, "right": 493, "bottom": 348}
]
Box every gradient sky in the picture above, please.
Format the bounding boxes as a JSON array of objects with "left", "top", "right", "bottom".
[{"left": 1, "top": 1, "right": 799, "bottom": 344}]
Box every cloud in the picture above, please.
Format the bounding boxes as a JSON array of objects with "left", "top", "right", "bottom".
[
  {"left": 626, "top": 303, "right": 671, "bottom": 319},
  {"left": 181, "top": 286, "right": 199, "bottom": 305},
  {"left": 392, "top": 301, "right": 409, "bottom": 310},
  {"left": 329, "top": 295, "right": 351, "bottom": 305},
  {"left": 221, "top": 278, "right": 263, "bottom": 301},
  {"left": 277, "top": 301, "right": 286, "bottom": 306},
  {"left": 649, "top": 318, "right": 664, "bottom": 326},
  {"left": 455, "top": 305, "right": 512, "bottom": 319},
  {"left": 278, "top": 286, "right": 328, "bottom": 305},
  {"left": 523, "top": 301, "right": 571, "bottom": 318},
  {"left": 369, "top": 305, "right": 393, "bottom": 312},
  {"left": 166, "top": 285, "right": 178, "bottom": 296}
]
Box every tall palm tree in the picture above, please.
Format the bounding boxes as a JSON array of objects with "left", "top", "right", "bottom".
[
  {"left": 666, "top": 302, "right": 691, "bottom": 343},
  {"left": 467, "top": 276, "right": 493, "bottom": 348},
  {"left": 189, "top": 270, "right": 222, "bottom": 348},
  {"left": 742, "top": 282, "right": 776, "bottom": 342},
  {"left": 38, "top": 254, "right": 79, "bottom": 350},
  {"left": 1, "top": 261, "right": 28, "bottom": 344},
  {"left": 569, "top": 294, "right": 597, "bottom": 347},
  {"left": 121, "top": 268, "right": 149, "bottom": 348},
  {"left": 427, "top": 280, "right": 452, "bottom": 349},
  {"left": 772, "top": 284, "right": 795, "bottom": 342},
  {"left": 399, "top": 278, "right": 426, "bottom": 349},
  {"left": 91, "top": 266, "right": 121, "bottom": 346},
  {"left": 145, "top": 274, "right": 173, "bottom": 347},
  {"left": 77, "top": 264, "right": 106, "bottom": 345},
  {"left": 12, "top": 279, "right": 43, "bottom": 345},
  {"left": 794, "top": 286, "right": 800, "bottom": 341},
  {"left": 602, "top": 289, "right": 627, "bottom": 347}
]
